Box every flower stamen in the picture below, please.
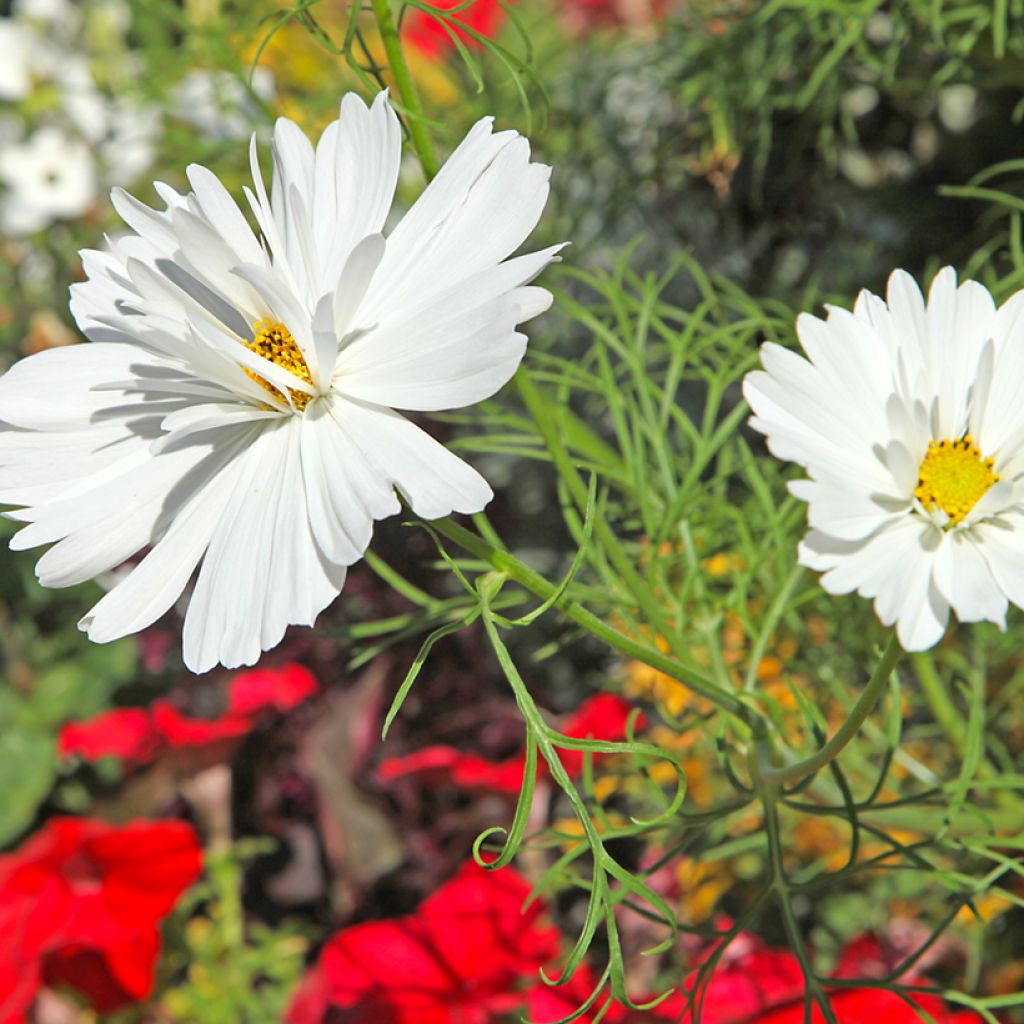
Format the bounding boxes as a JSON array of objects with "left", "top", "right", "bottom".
[
  {"left": 244, "top": 319, "right": 312, "bottom": 410},
  {"left": 915, "top": 435, "right": 998, "bottom": 526}
]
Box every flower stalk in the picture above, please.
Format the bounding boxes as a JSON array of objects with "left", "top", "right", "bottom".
[{"left": 368, "top": 0, "right": 440, "bottom": 179}]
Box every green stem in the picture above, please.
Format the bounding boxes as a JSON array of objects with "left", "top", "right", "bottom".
[
  {"left": 911, "top": 650, "right": 967, "bottom": 751},
  {"left": 912, "top": 650, "right": 1017, "bottom": 813},
  {"left": 756, "top": 764, "right": 838, "bottom": 1024},
  {"left": 515, "top": 371, "right": 701, "bottom": 671},
  {"left": 760, "top": 632, "right": 903, "bottom": 786},
  {"left": 368, "top": 0, "right": 440, "bottom": 179},
  {"left": 429, "top": 515, "right": 755, "bottom": 724}
]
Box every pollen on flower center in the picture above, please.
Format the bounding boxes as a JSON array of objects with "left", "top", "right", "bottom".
[
  {"left": 244, "top": 319, "right": 312, "bottom": 410},
  {"left": 914, "top": 435, "right": 999, "bottom": 525}
]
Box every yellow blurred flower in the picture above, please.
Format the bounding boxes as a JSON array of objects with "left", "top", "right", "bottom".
[
  {"left": 956, "top": 889, "right": 1015, "bottom": 928},
  {"left": 676, "top": 856, "right": 734, "bottom": 923}
]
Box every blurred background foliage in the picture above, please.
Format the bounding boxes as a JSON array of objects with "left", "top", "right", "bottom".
[{"left": 3, "top": 0, "right": 1024, "bottom": 1020}]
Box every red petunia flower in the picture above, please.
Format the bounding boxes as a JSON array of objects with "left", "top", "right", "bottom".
[
  {"left": 225, "top": 663, "right": 317, "bottom": 717},
  {"left": 377, "top": 744, "right": 527, "bottom": 792},
  {"left": 0, "top": 817, "right": 202, "bottom": 1022},
  {"left": 58, "top": 663, "right": 318, "bottom": 765},
  {"left": 558, "top": 692, "right": 643, "bottom": 777},
  {"left": 149, "top": 699, "right": 253, "bottom": 748},
  {"left": 403, "top": 0, "right": 506, "bottom": 59},
  {"left": 377, "top": 692, "right": 640, "bottom": 794},
  {"left": 286, "top": 860, "right": 559, "bottom": 1023},
  {"left": 681, "top": 932, "right": 982, "bottom": 1024},
  {"left": 57, "top": 708, "right": 160, "bottom": 763}
]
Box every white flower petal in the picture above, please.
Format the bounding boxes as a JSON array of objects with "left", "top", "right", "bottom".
[
  {"left": 335, "top": 289, "right": 534, "bottom": 411},
  {"left": 880, "top": 439, "right": 914, "bottom": 494},
  {"left": 80, "top": 441, "right": 246, "bottom": 643},
  {"left": 152, "top": 401, "right": 279, "bottom": 454},
  {"left": 260, "top": 420, "right": 347, "bottom": 649},
  {"left": 334, "top": 396, "right": 492, "bottom": 518},
  {"left": 19, "top": 438, "right": 218, "bottom": 587},
  {"left": 927, "top": 271, "right": 995, "bottom": 438},
  {"left": 885, "top": 268, "right": 928, "bottom": 387},
  {"left": 961, "top": 479, "right": 1015, "bottom": 525},
  {"left": 974, "top": 512, "right": 1024, "bottom": 609},
  {"left": 893, "top": 555, "right": 950, "bottom": 651},
  {"left": 362, "top": 119, "right": 550, "bottom": 323},
  {"left": 932, "top": 531, "right": 1006, "bottom": 628},
  {"left": 799, "top": 511, "right": 948, "bottom": 649},
  {"left": 182, "top": 422, "right": 345, "bottom": 673},
  {"left": 744, "top": 347, "right": 890, "bottom": 484},
  {"left": 0, "top": 424, "right": 143, "bottom": 506},
  {"left": 185, "top": 162, "right": 264, "bottom": 265},
  {"left": 974, "top": 290, "right": 1024, "bottom": 455},
  {"left": 314, "top": 92, "right": 401, "bottom": 292},
  {"left": 332, "top": 232, "right": 386, "bottom": 340},
  {"left": 0, "top": 343, "right": 161, "bottom": 430},
  {"left": 298, "top": 397, "right": 399, "bottom": 565},
  {"left": 790, "top": 477, "right": 909, "bottom": 541}
]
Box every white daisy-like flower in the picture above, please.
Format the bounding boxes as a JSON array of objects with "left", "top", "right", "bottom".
[
  {"left": 744, "top": 266, "right": 1024, "bottom": 651},
  {"left": 0, "top": 125, "right": 98, "bottom": 236},
  {"left": 0, "top": 91, "right": 562, "bottom": 672}
]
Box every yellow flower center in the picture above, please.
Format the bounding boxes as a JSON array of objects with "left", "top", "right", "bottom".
[
  {"left": 914, "top": 435, "right": 999, "bottom": 526},
  {"left": 244, "top": 319, "right": 312, "bottom": 410}
]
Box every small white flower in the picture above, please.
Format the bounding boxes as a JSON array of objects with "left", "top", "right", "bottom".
[
  {"left": 0, "top": 92, "right": 562, "bottom": 672},
  {"left": 173, "top": 68, "right": 275, "bottom": 141},
  {"left": 0, "top": 20, "right": 38, "bottom": 100},
  {"left": 98, "top": 99, "right": 161, "bottom": 184},
  {"left": 13, "top": 0, "right": 76, "bottom": 24},
  {"left": 744, "top": 267, "right": 1024, "bottom": 651},
  {"left": 58, "top": 56, "right": 112, "bottom": 145},
  {"left": 0, "top": 125, "right": 97, "bottom": 235}
]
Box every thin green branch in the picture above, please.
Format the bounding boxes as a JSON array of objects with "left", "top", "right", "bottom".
[
  {"left": 428, "top": 515, "right": 755, "bottom": 724},
  {"left": 911, "top": 650, "right": 967, "bottom": 751},
  {"left": 760, "top": 632, "right": 902, "bottom": 786},
  {"left": 515, "top": 371, "right": 712, "bottom": 673}
]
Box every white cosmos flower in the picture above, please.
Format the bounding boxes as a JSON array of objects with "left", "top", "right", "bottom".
[
  {"left": 0, "top": 125, "right": 98, "bottom": 235},
  {"left": 0, "top": 91, "right": 562, "bottom": 672},
  {"left": 744, "top": 267, "right": 1024, "bottom": 651}
]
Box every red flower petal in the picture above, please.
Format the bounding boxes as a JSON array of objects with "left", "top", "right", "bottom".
[
  {"left": 42, "top": 943, "right": 151, "bottom": 1012},
  {"left": 150, "top": 700, "right": 252, "bottom": 748},
  {"left": 0, "top": 902, "right": 43, "bottom": 1024},
  {"left": 681, "top": 933, "right": 983, "bottom": 1024},
  {"left": 528, "top": 964, "right": 631, "bottom": 1024},
  {"left": 559, "top": 693, "right": 643, "bottom": 778},
  {"left": 57, "top": 708, "right": 160, "bottom": 763},
  {"left": 377, "top": 746, "right": 526, "bottom": 793},
  {"left": 0, "top": 817, "right": 202, "bottom": 1015},
  {"left": 226, "top": 663, "right": 318, "bottom": 717},
  {"left": 403, "top": 0, "right": 506, "bottom": 58},
  {"left": 752, "top": 987, "right": 964, "bottom": 1023},
  {"left": 377, "top": 694, "right": 639, "bottom": 794},
  {"left": 287, "top": 861, "right": 558, "bottom": 1023}
]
